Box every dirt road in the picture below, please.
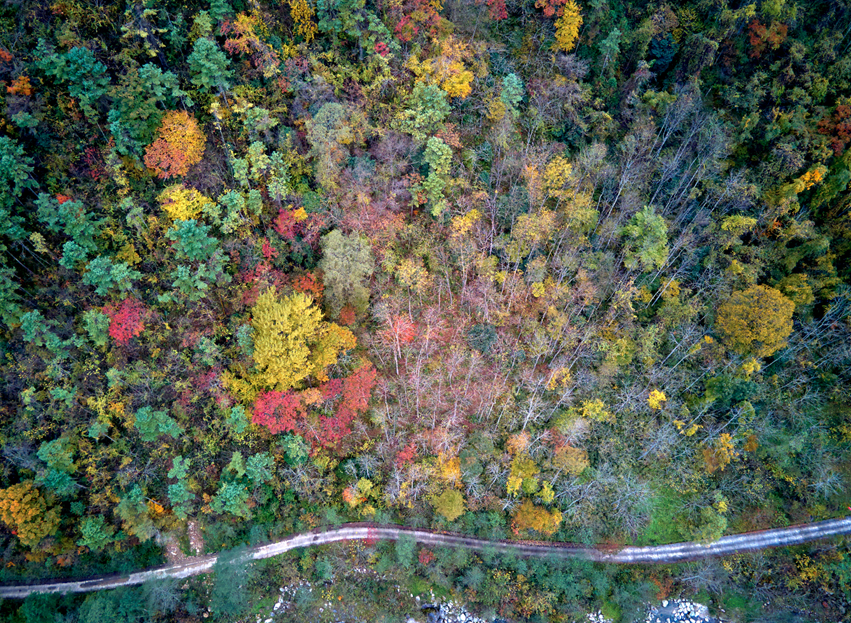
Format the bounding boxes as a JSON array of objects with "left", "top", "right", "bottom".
[{"left": 1, "top": 516, "right": 848, "bottom": 599}]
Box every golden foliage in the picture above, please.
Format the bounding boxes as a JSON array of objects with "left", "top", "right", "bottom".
[
  {"left": 715, "top": 285, "right": 795, "bottom": 357},
  {"left": 553, "top": 1, "right": 583, "bottom": 52},
  {"left": 647, "top": 389, "right": 667, "bottom": 410},
  {"left": 703, "top": 433, "right": 738, "bottom": 474},
  {"left": 158, "top": 184, "right": 215, "bottom": 221},
  {"left": 290, "top": 0, "right": 317, "bottom": 42},
  {"left": 512, "top": 499, "right": 562, "bottom": 536},
  {"left": 144, "top": 111, "right": 206, "bottom": 179},
  {"left": 432, "top": 488, "right": 465, "bottom": 521},
  {"left": 552, "top": 445, "right": 589, "bottom": 475},
  {"left": 0, "top": 482, "right": 61, "bottom": 548},
  {"left": 408, "top": 36, "right": 475, "bottom": 99},
  {"left": 251, "top": 288, "right": 356, "bottom": 391}
]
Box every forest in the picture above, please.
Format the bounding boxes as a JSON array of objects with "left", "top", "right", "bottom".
[{"left": 0, "top": 0, "right": 850, "bottom": 620}]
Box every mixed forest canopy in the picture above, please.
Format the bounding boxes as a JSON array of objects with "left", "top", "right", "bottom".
[{"left": 0, "top": 0, "right": 850, "bottom": 619}]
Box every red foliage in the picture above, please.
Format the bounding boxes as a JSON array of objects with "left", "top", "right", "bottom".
[
  {"left": 395, "top": 442, "right": 418, "bottom": 468},
  {"left": 748, "top": 19, "right": 788, "bottom": 59},
  {"left": 291, "top": 271, "right": 324, "bottom": 299},
  {"left": 483, "top": 0, "right": 507, "bottom": 20},
  {"left": 56, "top": 194, "right": 72, "bottom": 205},
  {"left": 374, "top": 42, "right": 389, "bottom": 57},
  {"left": 320, "top": 378, "right": 343, "bottom": 401},
  {"left": 382, "top": 314, "right": 417, "bottom": 345},
  {"left": 261, "top": 238, "right": 279, "bottom": 260},
  {"left": 103, "top": 298, "right": 146, "bottom": 345},
  {"left": 817, "top": 105, "right": 851, "bottom": 156},
  {"left": 391, "top": 0, "right": 440, "bottom": 42},
  {"left": 340, "top": 362, "right": 377, "bottom": 415},
  {"left": 534, "top": 0, "right": 568, "bottom": 17},
  {"left": 338, "top": 305, "right": 356, "bottom": 326},
  {"left": 274, "top": 208, "right": 300, "bottom": 240},
  {"left": 418, "top": 548, "right": 435, "bottom": 565},
  {"left": 252, "top": 390, "right": 304, "bottom": 434}
]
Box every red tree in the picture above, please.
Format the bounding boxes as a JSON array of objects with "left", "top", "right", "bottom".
[
  {"left": 252, "top": 390, "right": 304, "bottom": 434},
  {"left": 103, "top": 298, "right": 146, "bottom": 345}
]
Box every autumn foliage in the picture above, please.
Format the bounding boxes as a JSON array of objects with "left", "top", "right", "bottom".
[
  {"left": 103, "top": 297, "right": 146, "bottom": 345},
  {"left": 143, "top": 111, "right": 206, "bottom": 179},
  {"left": 252, "top": 390, "right": 304, "bottom": 434},
  {"left": 0, "top": 482, "right": 61, "bottom": 548}
]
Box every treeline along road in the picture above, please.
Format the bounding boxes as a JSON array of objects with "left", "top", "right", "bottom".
[{"left": 1, "top": 517, "right": 849, "bottom": 599}]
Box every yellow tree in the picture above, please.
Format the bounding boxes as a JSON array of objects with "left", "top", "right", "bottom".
[
  {"left": 251, "top": 288, "right": 356, "bottom": 391},
  {"left": 144, "top": 111, "right": 206, "bottom": 179},
  {"left": 158, "top": 184, "right": 215, "bottom": 221},
  {"left": 552, "top": 1, "right": 583, "bottom": 52},
  {"left": 512, "top": 500, "right": 562, "bottom": 536},
  {"left": 408, "top": 36, "right": 476, "bottom": 99},
  {"left": 715, "top": 285, "right": 795, "bottom": 357},
  {"left": 0, "top": 482, "right": 61, "bottom": 548}
]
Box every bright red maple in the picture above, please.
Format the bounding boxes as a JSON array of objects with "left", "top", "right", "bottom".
[
  {"left": 103, "top": 298, "right": 146, "bottom": 345},
  {"left": 252, "top": 390, "right": 303, "bottom": 434}
]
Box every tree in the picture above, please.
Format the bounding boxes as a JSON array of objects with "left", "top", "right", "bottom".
[
  {"left": 306, "top": 102, "right": 356, "bottom": 190},
  {"left": 82, "top": 256, "right": 141, "bottom": 296},
  {"left": 158, "top": 185, "right": 214, "bottom": 221},
  {"left": 393, "top": 81, "right": 450, "bottom": 142},
  {"left": 620, "top": 205, "right": 669, "bottom": 272},
  {"left": 0, "top": 482, "right": 61, "bottom": 548},
  {"left": 253, "top": 390, "right": 304, "bottom": 434},
  {"left": 715, "top": 285, "right": 795, "bottom": 357},
  {"left": 432, "top": 489, "right": 465, "bottom": 521},
  {"left": 143, "top": 111, "right": 206, "bottom": 179},
  {"left": 134, "top": 406, "right": 183, "bottom": 442},
  {"left": 319, "top": 229, "right": 374, "bottom": 317},
  {"left": 209, "top": 546, "right": 254, "bottom": 618},
  {"left": 551, "top": 0, "right": 582, "bottom": 52},
  {"left": 250, "top": 288, "right": 356, "bottom": 391},
  {"left": 512, "top": 500, "right": 562, "bottom": 536},
  {"left": 187, "top": 37, "right": 233, "bottom": 94},
  {"left": 77, "top": 515, "right": 115, "bottom": 552},
  {"left": 102, "top": 298, "right": 146, "bottom": 345}
]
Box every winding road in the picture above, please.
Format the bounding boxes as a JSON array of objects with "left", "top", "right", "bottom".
[{"left": 1, "top": 517, "right": 849, "bottom": 599}]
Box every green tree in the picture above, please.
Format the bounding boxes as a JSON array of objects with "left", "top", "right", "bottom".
[
  {"left": 77, "top": 515, "right": 115, "bottom": 552},
  {"left": 394, "top": 81, "right": 450, "bottom": 142},
  {"left": 209, "top": 546, "right": 254, "bottom": 618},
  {"left": 620, "top": 205, "right": 669, "bottom": 271},
  {"left": 35, "top": 43, "right": 109, "bottom": 119},
  {"left": 187, "top": 37, "right": 233, "bottom": 94},
  {"left": 0, "top": 136, "right": 35, "bottom": 243},
  {"left": 134, "top": 406, "right": 183, "bottom": 442},
  {"left": 319, "top": 229, "right": 374, "bottom": 317},
  {"left": 421, "top": 136, "right": 452, "bottom": 217},
  {"left": 715, "top": 285, "right": 795, "bottom": 357},
  {"left": 82, "top": 256, "right": 141, "bottom": 296}
]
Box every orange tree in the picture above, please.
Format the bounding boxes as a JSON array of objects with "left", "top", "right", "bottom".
[{"left": 143, "top": 110, "right": 206, "bottom": 179}]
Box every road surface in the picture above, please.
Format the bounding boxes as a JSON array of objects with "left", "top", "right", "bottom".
[{"left": 1, "top": 516, "right": 849, "bottom": 598}]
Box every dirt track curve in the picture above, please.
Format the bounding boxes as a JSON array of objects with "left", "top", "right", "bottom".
[{"left": 1, "top": 516, "right": 849, "bottom": 599}]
